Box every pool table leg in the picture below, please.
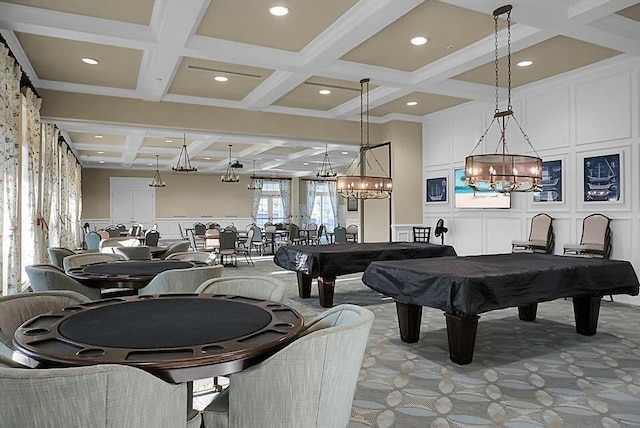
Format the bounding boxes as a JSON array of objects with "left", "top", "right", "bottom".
[
  {"left": 573, "top": 296, "right": 601, "bottom": 336},
  {"left": 396, "top": 301, "right": 422, "bottom": 343},
  {"left": 318, "top": 276, "right": 336, "bottom": 308},
  {"left": 518, "top": 303, "right": 538, "bottom": 321},
  {"left": 296, "top": 272, "right": 312, "bottom": 298},
  {"left": 444, "top": 313, "right": 480, "bottom": 365}
]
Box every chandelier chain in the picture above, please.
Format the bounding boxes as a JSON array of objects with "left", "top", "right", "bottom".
[
  {"left": 507, "top": 8, "right": 512, "bottom": 110},
  {"left": 494, "top": 14, "right": 499, "bottom": 112}
]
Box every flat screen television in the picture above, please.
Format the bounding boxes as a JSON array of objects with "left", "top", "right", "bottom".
[{"left": 453, "top": 168, "right": 511, "bottom": 209}]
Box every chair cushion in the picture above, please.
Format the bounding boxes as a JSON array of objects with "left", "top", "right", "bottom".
[{"left": 202, "top": 388, "right": 229, "bottom": 428}]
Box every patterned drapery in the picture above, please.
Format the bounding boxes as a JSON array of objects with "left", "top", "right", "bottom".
[
  {"left": 24, "top": 88, "right": 44, "bottom": 264},
  {"left": 41, "top": 124, "right": 59, "bottom": 253},
  {"left": 0, "top": 46, "right": 23, "bottom": 295},
  {"left": 327, "top": 180, "right": 338, "bottom": 225},
  {"left": 251, "top": 186, "right": 263, "bottom": 223},
  {"left": 279, "top": 180, "right": 290, "bottom": 222},
  {"left": 304, "top": 181, "right": 318, "bottom": 226}
]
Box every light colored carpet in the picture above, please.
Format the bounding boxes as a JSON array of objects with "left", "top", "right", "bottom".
[{"left": 220, "top": 256, "right": 640, "bottom": 427}]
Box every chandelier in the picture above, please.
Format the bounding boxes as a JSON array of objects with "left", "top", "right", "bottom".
[
  {"left": 336, "top": 78, "right": 393, "bottom": 199},
  {"left": 464, "top": 5, "right": 542, "bottom": 193},
  {"left": 316, "top": 144, "right": 336, "bottom": 178},
  {"left": 221, "top": 144, "right": 240, "bottom": 183},
  {"left": 172, "top": 133, "right": 197, "bottom": 172},
  {"left": 149, "top": 154, "right": 166, "bottom": 188},
  {"left": 247, "top": 160, "right": 263, "bottom": 190}
]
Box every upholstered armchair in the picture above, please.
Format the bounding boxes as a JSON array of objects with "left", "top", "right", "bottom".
[
  {"left": 0, "top": 290, "right": 90, "bottom": 368},
  {"left": 196, "top": 276, "right": 286, "bottom": 302},
  {"left": 0, "top": 364, "right": 199, "bottom": 428},
  {"left": 25, "top": 265, "right": 102, "bottom": 300},
  {"left": 139, "top": 265, "right": 224, "bottom": 295},
  {"left": 113, "top": 245, "right": 152, "bottom": 260},
  {"left": 202, "top": 304, "right": 374, "bottom": 428},
  {"left": 158, "top": 240, "right": 191, "bottom": 259},
  {"left": 47, "top": 247, "right": 76, "bottom": 270},
  {"left": 63, "top": 253, "right": 124, "bottom": 271},
  {"left": 166, "top": 251, "right": 218, "bottom": 265}
]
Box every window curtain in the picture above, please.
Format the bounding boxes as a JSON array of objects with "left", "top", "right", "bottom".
[
  {"left": 0, "top": 46, "right": 23, "bottom": 295},
  {"left": 279, "top": 180, "right": 290, "bottom": 223},
  {"left": 40, "top": 124, "right": 58, "bottom": 255},
  {"left": 327, "top": 180, "right": 338, "bottom": 225},
  {"left": 46, "top": 128, "right": 61, "bottom": 247},
  {"left": 24, "top": 87, "right": 44, "bottom": 264},
  {"left": 251, "top": 186, "right": 263, "bottom": 224},
  {"left": 304, "top": 180, "right": 318, "bottom": 226}
]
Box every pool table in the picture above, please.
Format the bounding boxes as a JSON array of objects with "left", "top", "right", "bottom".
[
  {"left": 362, "top": 253, "right": 640, "bottom": 365},
  {"left": 274, "top": 242, "right": 457, "bottom": 307}
]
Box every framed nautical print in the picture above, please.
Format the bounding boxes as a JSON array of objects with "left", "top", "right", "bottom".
[{"left": 426, "top": 177, "right": 447, "bottom": 203}]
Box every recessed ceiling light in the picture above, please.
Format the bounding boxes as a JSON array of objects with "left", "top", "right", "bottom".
[
  {"left": 165, "top": 139, "right": 173, "bottom": 143},
  {"left": 214, "top": 76, "right": 228, "bottom": 82},
  {"left": 97, "top": 151, "right": 104, "bottom": 154},
  {"left": 303, "top": 162, "right": 309, "bottom": 165},
  {"left": 274, "top": 158, "right": 282, "bottom": 161},
  {"left": 147, "top": 163, "right": 153, "bottom": 166},
  {"left": 94, "top": 135, "right": 103, "bottom": 138},
  {"left": 341, "top": 151, "right": 348, "bottom": 155},
  {"left": 410, "top": 36, "right": 428, "bottom": 46},
  {"left": 82, "top": 58, "right": 99, "bottom": 65},
  {"left": 517, "top": 60, "right": 533, "bottom": 67},
  {"left": 406, "top": 101, "right": 418, "bottom": 106},
  {"left": 318, "top": 89, "right": 331, "bottom": 95},
  {"left": 98, "top": 160, "right": 105, "bottom": 164},
  {"left": 204, "top": 157, "right": 211, "bottom": 160},
  {"left": 269, "top": 5, "right": 289, "bottom": 16}
]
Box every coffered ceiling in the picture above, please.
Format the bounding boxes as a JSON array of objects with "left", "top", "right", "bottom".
[{"left": 0, "top": 0, "right": 638, "bottom": 177}]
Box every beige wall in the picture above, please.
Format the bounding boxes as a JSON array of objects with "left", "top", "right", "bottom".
[
  {"left": 382, "top": 120, "right": 423, "bottom": 225},
  {"left": 82, "top": 168, "right": 252, "bottom": 219}
]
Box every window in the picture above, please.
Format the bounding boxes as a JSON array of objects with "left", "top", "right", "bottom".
[
  {"left": 256, "top": 181, "right": 285, "bottom": 228},
  {"left": 310, "top": 182, "right": 336, "bottom": 231}
]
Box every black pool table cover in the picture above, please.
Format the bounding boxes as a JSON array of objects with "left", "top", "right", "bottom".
[
  {"left": 274, "top": 242, "right": 457, "bottom": 277},
  {"left": 362, "top": 253, "right": 640, "bottom": 317}
]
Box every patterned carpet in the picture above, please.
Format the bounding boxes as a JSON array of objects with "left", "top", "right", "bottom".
[{"left": 222, "top": 256, "right": 640, "bottom": 427}]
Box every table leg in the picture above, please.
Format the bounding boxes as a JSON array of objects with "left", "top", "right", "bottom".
[
  {"left": 296, "top": 272, "right": 312, "bottom": 298},
  {"left": 573, "top": 296, "right": 601, "bottom": 336},
  {"left": 518, "top": 303, "right": 538, "bottom": 321},
  {"left": 444, "top": 313, "right": 480, "bottom": 365},
  {"left": 186, "top": 381, "right": 198, "bottom": 421},
  {"left": 317, "top": 276, "right": 336, "bottom": 308},
  {"left": 396, "top": 301, "right": 422, "bottom": 343}
]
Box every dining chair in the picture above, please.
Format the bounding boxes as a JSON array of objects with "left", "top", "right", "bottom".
[
  {"left": 249, "top": 225, "right": 265, "bottom": 256},
  {"left": 194, "top": 222, "right": 207, "bottom": 238},
  {"left": 288, "top": 223, "right": 305, "bottom": 245},
  {"left": 412, "top": 226, "right": 431, "bottom": 243},
  {"left": 219, "top": 229, "right": 238, "bottom": 267},
  {"left": 84, "top": 231, "right": 102, "bottom": 251},
  {"left": 25, "top": 264, "right": 102, "bottom": 300},
  {"left": 0, "top": 364, "right": 198, "bottom": 428},
  {"left": 178, "top": 223, "right": 186, "bottom": 239},
  {"left": 196, "top": 276, "right": 286, "bottom": 302},
  {"left": 563, "top": 213, "right": 611, "bottom": 258},
  {"left": 512, "top": 213, "right": 554, "bottom": 254},
  {"left": 47, "top": 247, "right": 76, "bottom": 270},
  {"left": 113, "top": 246, "right": 152, "bottom": 260},
  {"left": 0, "top": 290, "right": 90, "bottom": 368},
  {"left": 144, "top": 230, "right": 160, "bottom": 246},
  {"left": 166, "top": 251, "right": 218, "bottom": 266},
  {"left": 202, "top": 304, "right": 374, "bottom": 428},
  {"left": 333, "top": 226, "right": 347, "bottom": 244},
  {"left": 204, "top": 228, "right": 221, "bottom": 252},
  {"left": 346, "top": 225, "right": 358, "bottom": 243},
  {"left": 187, "top": 229, "right": 199, "bottom": 251},
  {"left": 138, "top": 265, "right": 224, "bottom": 295},
  {"left": 234, "top": 228, "right": 254, "bottom": 266},
  {"left": 63, "top": 253, "right": 125, "bottom": 271}
]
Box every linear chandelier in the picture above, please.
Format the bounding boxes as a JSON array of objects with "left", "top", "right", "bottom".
[
  {"left": 337, "top": 78, "right": 392, "bottom": 199},
  {"left": 221, "top": 144, "right": 240, "bottom": 183},
  {"left": 172, "top": 133, "right": 197, "bottom": 172},
  {"left": 464, "top": 5, "right": 542, "bottom": 193},
  {"left": 149, "top": 154, "right": 166, "bottom": 187},
  {"left": 247, "top": 160, "right": 263, "bottom": 190},
  {"left": 316, "top": 144, "right": 337, "bottom": 178}
]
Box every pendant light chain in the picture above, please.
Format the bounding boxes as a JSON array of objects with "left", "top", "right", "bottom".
[
  {"left": 494, "top": 14, "right": 499, "bottom": 113},
  {"left": 507, "top": 8, "right": 512, "bottom": 111}
]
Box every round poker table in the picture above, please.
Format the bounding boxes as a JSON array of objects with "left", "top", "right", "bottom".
[
  {"left": 66, "top": 260, "right": 205, "bottom": 289},
  {"left": 13, "top": 294, "right": 304, "bottom": 383}
]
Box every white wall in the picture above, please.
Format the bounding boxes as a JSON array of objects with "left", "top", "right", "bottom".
[{"left": 421, "top": 55, "right": 640, "bottom": 306}]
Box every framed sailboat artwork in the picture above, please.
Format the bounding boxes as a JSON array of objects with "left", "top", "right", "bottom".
[
  {"left": 583, "top": 153, "right": 620, "bottom": 202},
  {"left": 426, "top": 177, "right": 447, "bottom": 203},
  {"left": 533, "top": 159, "right": 563, "bottom": 203}
]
